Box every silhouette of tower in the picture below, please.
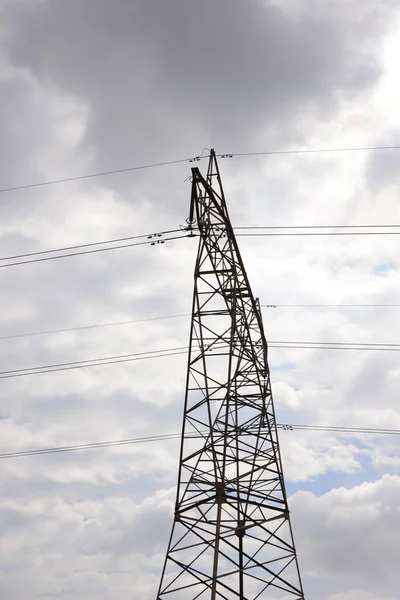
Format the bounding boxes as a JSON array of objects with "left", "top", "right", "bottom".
[{"left": 157, "top": 150, "right": 305, "bottom": 600}]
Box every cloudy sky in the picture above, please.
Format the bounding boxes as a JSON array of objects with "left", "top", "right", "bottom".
[{"left": 0, "top": 1, "right": 400, "bottom": 598}]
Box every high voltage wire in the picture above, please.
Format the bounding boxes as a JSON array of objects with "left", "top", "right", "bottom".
[
  {"left": 0, "top": 433, "right": 180, "bottom": 459},
  {"left": 0, "top": 345, "right": 187, "bottom": 375},
  {"left": 235, "top": 225, "right": 400, "bottom": 229},
  {"left": 269, "top": 343, "right": 400, "bottom": 351},
  {"left": 236, "top": 232, "right": 400, "bottom": 237},
  {"left": 1, "top": 144, "right": 400, "bottom": 195},
  {"left": 2, "top": 340, "right": 400, "bottom": 381},
  {"left": 1, "top": 423, "right": 399, "bottom": 460},
  {"left": 1, "top": 224, "right": 399, "bottom": 269},
  {"left": 221, "top": 145, "right": 400, "bottom": 158},
  {"left": 262, "top": 304, "right": 400, "bottom": 307},
  {"left": 0, "top": 157, "right": 196, "bottom": 194},
  {"left": 0, "top": 230, "right": 395, "bottom": 269},
  {"left": 273, "top": 340, "right": 400, "bottom": 347},
  {"left": 0, "top": 314, "right": 189, "bottom": 341},
  {"left": 0, "top": 234, "right": 187, "bottom": 268},
  {"left": 235, "top": 225, "right": 400, "bottom": 237},
  {"left": 0, "top": 228, "right": 182, "bottom": 262},
  {"left": 2, "top": 305, "right": 399, "bottom": 342},
  {"left": 289, "top": 424, "right": 400, "bottom": 434},
  {"left": 0, "top": 347, "right": 188, "bottom": 380}
]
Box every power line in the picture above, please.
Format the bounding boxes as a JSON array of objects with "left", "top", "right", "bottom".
[
  {"left": 289, "top": 424, "right": 400, "bottom": 434},
  {"left": 1, "top": 423, "right": 399, "bottom": 460},
  {"left": 0, "top": 345, "right": 187, "bottom": 375},
  {"left": 2, "top": 340, "right": 400, "bottom": 380},
  {"left": 2, "top": 144, "right": 400, "bottom": 196},
  {"left": 3, "top": 229, "right": 394, "bottom": 269},
  {"left": 269, "top": 343, "right": 400, "bottom": 352},
  {"left": 0, "top": 433, "right": 181, "bottom": 459},
  {"left": 4, "top": 224, "right": 397, "bottom": 266},
  {"left": 268, "top": 342, "right": 400, "bottom": 352},
  {"left": 0, "top": 234, "right": 187, "bottom": 269},
  {"left": 2, "top": 305, "right": 400, "bottom": 342},
  {"left": 0, "top": 314, "right": 190, "bottom": 341},
  {"left": 0, "top": 157, "right": 199, "bottom": 195},
  {"left": 1, "top": 223, "right": 398, "bottom": 270},
  {"left": 264, "top": 304, "right": 400, "bottom": 308},
  {"left": 236, "top": 231, "right": 400, "bottom": 237},
  {"left": 0, "top": 347, "right": 188, "bottom": 380},
  {"left": 269, "top": 340, "right": 400, "bottom": 348},
  {"left": 195, "top": 226, "right": 400, "bottom": 237},
  {"left": 235, "top": 225, "right": 400, "bottom": 230},
  {"left": 0, "top": 229, "right": 181, "bottom": 262},
  {"left": 221, "top": 144, "right": 400, "bottom": 158}
]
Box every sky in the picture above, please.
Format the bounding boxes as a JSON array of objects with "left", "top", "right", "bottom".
[{"left": 0, "top": 1, "right": 400, "bottom": 599}]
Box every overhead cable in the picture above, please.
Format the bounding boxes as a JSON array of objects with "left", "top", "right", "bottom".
[
  {"left": 2, "top": 340, "right": 400, "bottom": 380},
  {"left": 235, "top": 225, "right": 400, "bottom": 230},
  {"left": 2, "top": 144, "right": 400, "bottom": 195},
  {"left": 236, "top": 231, "right": 400, "bottom": 237},
  {"left": 0, "top": 346, "right": 188, "bottom": 380},
  {"left": 1, "top": 423, "right": 399, "bottom": 460},
  {"left": 2, "top": 307, "right": 400, "bottom": 341},
  {"left": 0, "top": 224, "right": 400, "bottom": 267},
  {"left": 220, "top": 145, "right": 400, "bottom": 158},
  {"left": 0, "top": 314, "right": 190, "bottom": 341},
  {"left": 0, "top": 229, "right": 182, "bottom": 262},
  {"left": 0, "top": 233, "right": 187, "bottom": 269},
  {"left": 0, "top": 157, "right": 199, "bottom": 194},
  {"left": 260, "top": 304, "right": 400, "bottom": 308}
]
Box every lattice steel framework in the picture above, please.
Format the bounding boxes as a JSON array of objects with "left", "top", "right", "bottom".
[{"left": 157, "top": 151, "right": 305, "bottom": 600}]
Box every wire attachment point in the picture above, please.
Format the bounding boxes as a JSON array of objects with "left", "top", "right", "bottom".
[
  {"left": 183, "top": 216, "right": 197, "bottom": 237},
  {"left": 282, "top": 424, "right": 294, "bottom": 431}
]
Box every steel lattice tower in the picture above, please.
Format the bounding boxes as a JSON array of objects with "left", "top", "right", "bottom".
[{"left": 157, "top": 151, "right": 305, "bottom": 600}]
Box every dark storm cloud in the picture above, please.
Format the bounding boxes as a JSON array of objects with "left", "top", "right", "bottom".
[
  {"left": 2, "top": 0, "right": 392, "bottom": 177},
  {"left": 0, "top": 65, "right": 60, "bottom": 195}
]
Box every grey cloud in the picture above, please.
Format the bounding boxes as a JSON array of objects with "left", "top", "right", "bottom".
[
  {"left": 0, "top": 488, "right": 174, "bottom": 599},
  {"left": 1, "top": 3, "right": 400, "bottom": 599},
  {"left": 346, "top": 354, "right": 399, "bottom": 409},
  {"left": 291, "top": 474, "right": 400, "bottom": 597},
  {"left": 2, "top": 0, "right": 393, "bottom": 184}
]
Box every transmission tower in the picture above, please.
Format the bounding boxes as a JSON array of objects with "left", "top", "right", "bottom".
[{"left": 157, "top": 151, "right": 305, "bottom": 600}]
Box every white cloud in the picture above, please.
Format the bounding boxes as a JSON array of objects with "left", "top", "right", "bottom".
[
  {"left": 281, "top": 433, "right": 362, "bottom": 482},
  {"left": 292, "top": 474, "right": 400, "bottom": 594},
  {"left": 328, "top": 592, "right": 395, "bottom": 600},
  {"left": 273, "top": 380, "right": 300, "bottom": 409},
  {"left": 0, "top": 1, "right": 400, "bottom": 598}
]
